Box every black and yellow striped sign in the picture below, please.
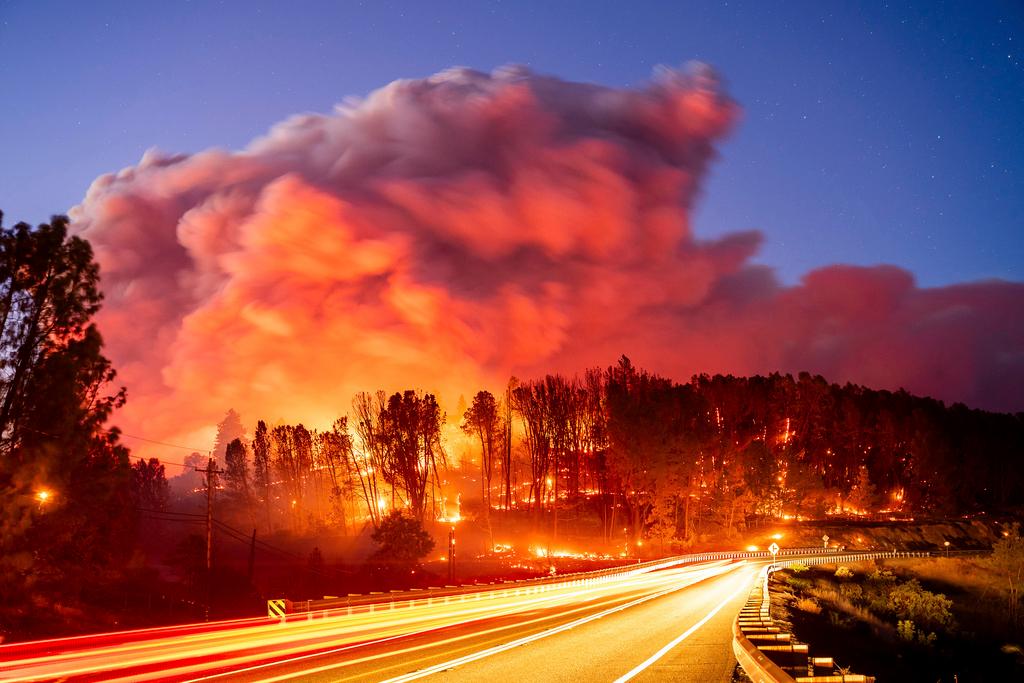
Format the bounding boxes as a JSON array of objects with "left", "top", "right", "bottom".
[{"left": 267, "top": 599, "right": 287, "bottom": 619}]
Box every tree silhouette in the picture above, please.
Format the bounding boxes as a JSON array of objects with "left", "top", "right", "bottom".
[{"left": 0, "top": 212, "right": 131, "bottom": 631}]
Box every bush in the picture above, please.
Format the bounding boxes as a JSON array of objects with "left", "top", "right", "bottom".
[
  {"left": 897, "top": 619, "right": 916, "bottom": 641},
  {"left": 868, "top": 568, "right": 896, "bottom": 583},
  {"left": 788, "top": 562, "right": 810, "bottom": 574},
  {"left": 365, "top": 511, "right": 435, "bottom": 581},
  {"left": 835, "top": 566, "right": 853, "bottom": 579},
  {"left": 897, "top": 618, "right": 937, "bottom": 646},
  {"left": 886, "top": 579, "right": 954, "bottom": 631},
  {"left": 839, "top": 583, "right": 863, "bottom": 602}
]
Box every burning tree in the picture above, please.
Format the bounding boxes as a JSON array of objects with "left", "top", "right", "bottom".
[{"left": 462, "top": 390, "right": 500, "bottom": 546}]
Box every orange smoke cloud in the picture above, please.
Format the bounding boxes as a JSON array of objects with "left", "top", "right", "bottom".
[{"left": 70, "top": 64, "right": 1023, "bottom": 449}]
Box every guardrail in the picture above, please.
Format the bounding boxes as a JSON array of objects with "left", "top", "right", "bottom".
[
  {"left": 272, "top": 546, "right": 841, "bottom": 619},
  {"left": 733, "top": 551, "right": 931, "bottom": 683}
]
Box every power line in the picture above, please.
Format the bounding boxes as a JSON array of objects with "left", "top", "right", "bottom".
[
  {"left": 118, "top": 431, "right": 211, "bottom": 455},
  {"left": 135, "top": 508, "right": 347, "bottom": 578},
  {"left": 17, "top": 424, "right": 203, "bottom": 470}
]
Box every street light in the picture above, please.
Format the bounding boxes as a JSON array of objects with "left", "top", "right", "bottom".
[
  {"left": 35, "top": 489, "right": 53, "bottom": 511},
  {"left": 943, "top": 540, "right": 950, "bottom": 557}
]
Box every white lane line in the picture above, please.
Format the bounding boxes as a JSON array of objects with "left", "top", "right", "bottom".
[
  {"left": 183, "top": 568, "right": 702, "bottom": 683},
  {"left": 379, "top": 563, "right": 744, "bottom": 683},
  {"left": 612, "top": 572, "right": 751, "bottom": 683}
]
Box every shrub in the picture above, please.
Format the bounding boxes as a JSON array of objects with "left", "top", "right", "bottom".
[
  {"left": 886, "top": 579, "right": 954, "bottom": 631},
  {"left": 897, "top": 619, "right": 916, "bottom": 641},
  {"left": 834, "top": 566, "right": 853, "bottom": 579},
  {"left": 788, "top": 562, "right": 810, "bottom": 574},
  {"left": 868, "top": 567, "right": 896, "bottom": 583},
  {"left": 839, "top": 583, "right": 863, "bottom": 603}
]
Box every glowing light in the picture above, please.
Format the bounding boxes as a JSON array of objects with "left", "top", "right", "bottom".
[
  {"left": 376, "top": 497, "right": 387, "bottom": 511},
  {"left": 770, "top": 533, "right": 783, "bottom": 540},
  {"left": 35, "top": 490, "right": 52, "bottom": 504},
  {"left": 746, "top": 545, "right": 759, "bottom": 552},
  {"left": 437, "top": 493, "right": 462, "bottom": 524}
]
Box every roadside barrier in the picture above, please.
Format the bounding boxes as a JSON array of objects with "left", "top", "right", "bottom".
[
  {"left": 732, "top": 551, "right": 930, "bottom": 683},
  {"left": 267, "top": 546, "right": 840, "bottom": 619}
]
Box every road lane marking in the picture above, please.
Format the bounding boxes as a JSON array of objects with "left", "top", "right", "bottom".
[
  {"left": 180, "top": 568, "right": 713, "bottom": 683},
  {"left": 612, "top": 571, "right": 752, "bottom": 682},
  {"left": 377, "top": 563, "right": 745, "bottom": 683},
  {"left": 10, "top": 567, "right": 701, "bottom": 682}
]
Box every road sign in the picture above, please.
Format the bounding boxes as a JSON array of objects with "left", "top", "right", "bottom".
[
  {"left": 768, "top": 542, "right": 780, "bottom": 557},
  {"left": 268, "top": 599, "right": 287, "bottom": 620},
  {"left": 822, "top": 534, "right": 830, "bottom": 548}
]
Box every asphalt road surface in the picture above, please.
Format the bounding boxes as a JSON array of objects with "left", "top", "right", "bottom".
[{"left": 0, "top": 559, "right": 760, "bottom": 682}]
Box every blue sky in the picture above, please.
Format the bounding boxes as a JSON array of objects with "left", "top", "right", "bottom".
[{"left": 1, "top": 0, "right": 1021, "bottom": 286}]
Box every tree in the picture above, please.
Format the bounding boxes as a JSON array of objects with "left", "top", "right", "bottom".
[
  {"left": 212, "top": 409, "right": 246, "bottom": 466},
  {"left": 845, "top": 464, "right": 876, "bottom": 514},
  {"left": 272, "top": 425, "right": 313, "bottom": 532},
  {"left": 316, "top": 418, "right": 355, "bottom": 534},
  {"left": 252, "top": 421, "right": 272, "bottom": 530},
  {"left": 378, "top": 391, "right": 445, "bottom": 524},
  {"left": 511, "top": 379, "right": 552, "bottom": 519},
  {"left": 224, "top": 438, "right": 252, "bottom": 518},
  {"left": 604, "top": 357, "right": 679, "bottom": 545},
  {"left": 0, "top": 213, "right": 132, "bottom": 631},
  {"left": 367, "top": 510, "right": 435, "bottom": 580},
  {"left": 131, "top": 458, "right": 169, "bottom": 511},
  {"left": 352, "top": 391, "right": 388, "bottom": 528},
  {"left": 462, "top": 390, "right": 499, "bottom": 546},
  {"left": 988, "top": 524, "right": 1024, "bottom": 626}
]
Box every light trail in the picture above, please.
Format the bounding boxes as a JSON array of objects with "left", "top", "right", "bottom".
[
  {"left": 612, "top": 573, "right": 750, "bottom": 682},
  {"left": 377, "top": 563, "right": 744, "bottom": 683},
  {"left": 0, "top": 559, "right": 736, "bottom": 682}
]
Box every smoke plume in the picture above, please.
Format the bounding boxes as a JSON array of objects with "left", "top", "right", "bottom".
[{"left": 70, "top": 64, "right": 1024, "bottom": 448}]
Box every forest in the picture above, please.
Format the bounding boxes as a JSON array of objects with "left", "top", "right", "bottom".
[{"left": 190, "top": 359, "right": 1024, "bottom": 555}]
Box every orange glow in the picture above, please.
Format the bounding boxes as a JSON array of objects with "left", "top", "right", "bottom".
[{"left": 437, "top": 493, "right": 462, "bottom": 524}]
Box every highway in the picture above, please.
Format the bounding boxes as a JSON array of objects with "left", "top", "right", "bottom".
[{"left": 0, "top": 558, "right": 761, "bottom": 682}]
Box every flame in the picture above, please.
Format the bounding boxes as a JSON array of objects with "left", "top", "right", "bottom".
[{"left": 437, "top": 493, "right": 462, "bottom": 524}]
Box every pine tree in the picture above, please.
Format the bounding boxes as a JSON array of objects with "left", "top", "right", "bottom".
[{"left": 0, "top": 213, "right": 131, "bottom": 632}]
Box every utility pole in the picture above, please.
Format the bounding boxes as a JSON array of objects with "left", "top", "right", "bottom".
[
  {"left": 448, "top": 526, "right": 456, "bottom": 582},
  {"left": 247, "top": 528, "right": 257, "bottom": 583},
  {"left": 195, "top": 456, "right": 222, "bottom": 621}
]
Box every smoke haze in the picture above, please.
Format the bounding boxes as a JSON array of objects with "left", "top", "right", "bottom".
[{"left": 69, "top": 64, "right": 1024, "bottom": 449}]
